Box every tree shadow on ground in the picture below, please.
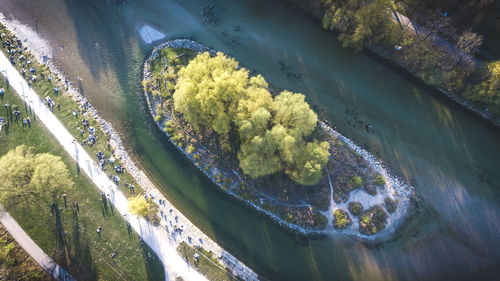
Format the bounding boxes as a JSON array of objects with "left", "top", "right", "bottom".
[
  {"left": 68, "top": 215, "right": 98, "bottom": 280},
  {"left": 139, "top": 239, "right": 165, "bottom": 281}
]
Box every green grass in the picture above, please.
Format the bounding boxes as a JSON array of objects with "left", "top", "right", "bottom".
[
  {"left": 177, "top": 241, "right": 239, "bottom": 281},
  {"left": 0, "top": 37, "right": 164, "bottom": 281}
]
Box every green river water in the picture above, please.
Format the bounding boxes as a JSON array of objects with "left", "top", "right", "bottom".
[{"left": 1, "top": 0, "right": 499, "bottom": 280}]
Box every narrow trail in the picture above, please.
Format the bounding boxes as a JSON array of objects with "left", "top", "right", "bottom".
[{"left": 0, "top": 209, "right": 76, "bottom": 281}]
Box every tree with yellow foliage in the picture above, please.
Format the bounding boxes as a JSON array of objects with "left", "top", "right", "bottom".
[
  {"left": 0, "top": 145, "right": 73, "bottom": 207},
  {"left": 128, "top": 195, "right": 158, "bottom": 223},
  {"left": 173, "top": 52, "right": 249, "bottom": 134}
]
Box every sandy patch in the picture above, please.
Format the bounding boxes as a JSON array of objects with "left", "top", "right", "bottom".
[{"left": 139, "top": 24, "right": 166, "bottom": 44}]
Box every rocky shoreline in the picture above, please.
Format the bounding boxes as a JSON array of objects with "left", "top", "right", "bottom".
[
  {"left": 143, "top": 39, "right": 416, "bottom": 241},
  {"left": 366, "top": 45, "right": 500, "bottom": 128},
  {"left": 0, "top": 17, "right": 259, "bottom": 281}
]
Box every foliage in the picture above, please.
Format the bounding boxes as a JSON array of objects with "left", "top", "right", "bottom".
[
  {"left": 186, "top": 144, "right": 195, "bottom": 154},
  {"left": 333, "top": 209, "right": 351, "bottom": 229},
  {"left": 173, "top": 51, "right": 331, "bottom": 186},
  {"left": 475, "top": 61, "right": 500, "bottom": 99},
  {"left": 350, "top": 175, "right": 363, "bottom": 189},
  {"left": 0, "top": 145, "right": 73, "bottom": 207},
  {"left": 154, "top": 115, "right": 163, "bottom": 122},
  {"left": 284, "top": 141, "right": 331, "bottom": 186},
  {"left": 384, "top": 197, "right": 397, "bottom": 213},
  {"left": 128, "top": 195, "right": 158, "bottom": 223},
  {"left": 321, "top": 0, "right": 394, "bottom": 52},
  {"left": 173, "top": 52, "right": 249, "bottom": 134},
  {"left": 374, "top": 174, "right": 385, "bottom": 186},
  {"left": 359, "top": 205, "right": 388, "bottom": 235},
  {"left": 348, "top": 201, "right": 363, "bottom": 216}
]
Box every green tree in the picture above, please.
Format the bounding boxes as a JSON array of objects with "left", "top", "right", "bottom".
[
  {"left": 284, "top": 141, "right": 330, "bottom": 186},
  {"left": 0, "top": 145, "right": 73, "bottom": 207},
  {"left": 238, "top": 132, "right": 282, "bottom": 178},
  {"left": 236, "top": 75, "right": 273, "bottom": 142},
  {"left": 173, "top": 52, "right": 250, "bottom": 134},
  {"left": 271, "top": 90, "right": 318, "bottom": 139}
]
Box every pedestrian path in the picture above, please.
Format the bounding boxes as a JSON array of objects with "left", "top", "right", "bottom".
[
  {"left": 0, "top": 51, "right": 206, "bottom": 281},
  {"left": 0, "top": 209, "right": 76, "bottom": 281}
]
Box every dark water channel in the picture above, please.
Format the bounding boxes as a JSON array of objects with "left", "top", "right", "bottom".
[{"left": 1, "top": 0, "right": 499, "bottom": 280}]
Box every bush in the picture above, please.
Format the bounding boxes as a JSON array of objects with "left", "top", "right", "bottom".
[
  {"left": 154, "top": 115, "right": 163, "bottom": 122},
  {"left": 350, "top": 175, "right": 363, "bottom": 189},
  {"left": 348, "top": 202, "right": 363, "bottom": 216},
  {"left": 359, "top": 206, "right": 388, "bottom": 235},
  {"left": 374, "top": 174, "right": 385, "bottom": 186},
  {"left": 384, "top": 197, "right": 397, "bottom": 213},
  {"left": 333, "top": 209, "right": 352, "bottom": 230},
  {"left": 186, "top": 144, "right": 195, "bottom": 154},
  {"left": 314, "top": 212, "right": 328, "bottom": 229}
]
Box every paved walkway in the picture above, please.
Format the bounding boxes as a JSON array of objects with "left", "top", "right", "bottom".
[
  {"left": 0, "top": 210, "right": 76, "bottom": 281},
  {"left": 0, "top": 51, "right": 206, "bottom": 281}
]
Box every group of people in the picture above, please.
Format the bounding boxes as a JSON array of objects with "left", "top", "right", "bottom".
[
  {"left": 80, "top": 118, "right": 97, "bottom": 145},
  {"left": 1, "top": 87, "right": 32, "bottom": 130}
]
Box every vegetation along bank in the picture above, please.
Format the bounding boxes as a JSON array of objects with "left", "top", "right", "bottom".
[{"left": 280, "top": 0, "right": 500, "bottom": 126}]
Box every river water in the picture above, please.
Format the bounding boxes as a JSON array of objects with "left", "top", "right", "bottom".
[{"left": 1, "top": 0, "right": 499, "bottom": 280}]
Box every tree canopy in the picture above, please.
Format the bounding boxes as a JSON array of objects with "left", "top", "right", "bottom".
[
  {"left": 0, "top": 145, "right": 73, "bottom": 207},
  {"left": 128, "top": 195, "right": 158, "bottom": 222},
  {"left": 173, "top": 52, "right": 331, "bottom": 186},
  {"left": 173, "top": 52, "right": 250, "bottom": 134}
]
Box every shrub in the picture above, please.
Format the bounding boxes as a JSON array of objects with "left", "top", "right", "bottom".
[
  {"left": 359, "top": 206, "right": 388, "bottom": 235},
  {"left": 348, "top": 202, "right": 363, "bottom": 216},
  {"left": 333, "top": 209, "right": 352, "bottom": 230},
  {"left": 164, "top": 127, "right": 174, "bottom": 134},
  {"left": 374, "top": 174, "right": 385, "bottom": 186},
  {"left": 314, "top": 212, "right": 328, "bottom": 229},
  {"left": 186, "top": 144, "right": 195, "bottom": 154},
  {"left": 154, "top": 115, "right": 163, "bottom": 122},
  {"left": 384, "top": 197, "right": 397, "bottom": 213},
  {"left": 350, "top": 175, "right": 363, "bottom": 189}
]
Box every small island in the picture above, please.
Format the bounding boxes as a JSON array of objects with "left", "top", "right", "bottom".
[{"left": 142, "top": 40, "right": 414, "bottom": 239}]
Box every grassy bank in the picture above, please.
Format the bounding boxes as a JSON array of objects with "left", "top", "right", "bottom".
[
  {"left": 0, "top": 54, "right": 164, "bottom": 281},
  {"left": 177, "top": 241, "right": 238, "bottom": 281}
]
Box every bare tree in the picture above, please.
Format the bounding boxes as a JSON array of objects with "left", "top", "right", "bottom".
[{"left": 457, "top": 30, "right": 483, "bottom": 54}]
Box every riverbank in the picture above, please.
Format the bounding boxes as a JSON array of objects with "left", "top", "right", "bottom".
[
  {"left": 279, "top": 0, "right": 500, "bottom": 128},
  {"left": 0, "top": 59, "right": 165, "bottom": 280},
  {"left": 0, "top": 15, "right": 258, "bottom": 281},
  {"left": 143, "top": 39, "right": 416, "bottom": 241}
]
